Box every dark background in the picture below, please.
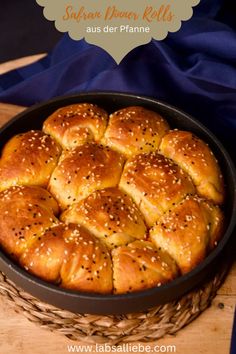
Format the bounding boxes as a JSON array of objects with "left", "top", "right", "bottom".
[
  {"left": 0, "top": 0, "right": 234, "bottom": 64},
  {"left": 0, "top": 0, "right": 62, "bottom": 63}
]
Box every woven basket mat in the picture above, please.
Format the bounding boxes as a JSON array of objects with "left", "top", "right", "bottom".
[{"left": 0, "top": 262, "right": 230, "bottom": 345}]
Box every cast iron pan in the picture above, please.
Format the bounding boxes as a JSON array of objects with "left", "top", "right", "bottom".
[{"left": 0, "top": 92, "right": 235, "bottom": 315}]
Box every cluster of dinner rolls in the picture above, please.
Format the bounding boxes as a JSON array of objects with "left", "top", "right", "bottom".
[{"left": 0, "top": 103, "right": 225, "bottom": 294}]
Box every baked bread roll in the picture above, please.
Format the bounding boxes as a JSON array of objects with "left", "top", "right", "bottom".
[
  {"left": 0, "top": 185, "right": 112, "bottom": 293},
  {"left": 0, "top": 186, "right": 59, "bottom": 258},
  {"left": 20, "top": 223, "right": 113, "bottom": 294},
  {"left": 43, "top": 103, "right": 108, "bottom": 149},
  {"left": 159, "top": 130, "right": 225, "bottom": 204},
  {"left": 0, "top": 130, "right": 61, "bottom": 192},
  {"left": 102, "top": 106, "right": 169, "bottom": 157},
  {"left": 112, "top": 241, "right": 178, "bottom": 294},
  {"left": 0, "top": 102, "right": 225, "bottom": 295},
  {"left": 119, "top": 152, "right": 195, "bottom": 226},
  {"left": 48, "top": 143, "right": 125, "bottom": 209},
  {"left": 150, "top": 195, "right": 224, "bottom": 274},
  {"left": 61, "top": 188, "right": 147, "bottom": 248}
]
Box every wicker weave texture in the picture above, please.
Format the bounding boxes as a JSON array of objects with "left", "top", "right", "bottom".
[{"left": 0, "top": 263, "right": 229, "bottom": 345}]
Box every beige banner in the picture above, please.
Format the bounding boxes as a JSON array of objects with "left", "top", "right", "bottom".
[{"left": 36, "top": 0, "right": 200, "bottom": 63}]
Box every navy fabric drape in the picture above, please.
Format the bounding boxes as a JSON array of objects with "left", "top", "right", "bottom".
[{"left": 0, "top": 0, "right": 235, "bottom": 157}]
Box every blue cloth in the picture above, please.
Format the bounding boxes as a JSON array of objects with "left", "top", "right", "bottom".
[{"left": 0, "top": 0, "right": 236, "bottom": 157}]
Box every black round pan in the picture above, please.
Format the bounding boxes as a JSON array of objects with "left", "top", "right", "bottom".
[{"left": 0, "top": 92, "right": 235, "bottom": 315}]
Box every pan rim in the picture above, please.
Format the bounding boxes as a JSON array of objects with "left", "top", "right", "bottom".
[{"left": 0, "top": 91, "right": 235, "bottom": 306}]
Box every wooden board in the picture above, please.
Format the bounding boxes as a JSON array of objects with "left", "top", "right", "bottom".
[
  {"left": 0, "top": 56, "right": 235, "bottom": 354},
  {"left": 0, "top": 54, "right": 46, "bottom": 75}
]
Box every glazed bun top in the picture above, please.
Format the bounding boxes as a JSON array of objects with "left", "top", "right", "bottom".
[
  {"left": 48, "top": 142, "right": 125, "bottom": 209},
  {"left": 150, "top": 195, "right": 224, "bottom": 274},
  {"left": 0, "top": 102, "right": 225, "bottom": 295},
  {"left": 103, "top": 106, "right": 170, "bottom": 157},
  {"left": 20, "top": 223, "right": 113, "bottom": 294},
  {"left": 61, "top": 187, "right": 147, "bottom": 249},
  {"left": 119, "top": 152, "right": 195, "bottom": 226},
  {"left": 0, "top": 130, "right": 61, "bottom": 192},
  {"left": 43, "top": 103, "right": 108, "bottom": 149},
  {"left": 112, "top": 240, "right": 179, "bottom": 294},
  {"left": 159, "top": 130, "right": 225, "bottom": 204},
  {"left": 0, "top": 186, "right": 59, "bottom": 258}
]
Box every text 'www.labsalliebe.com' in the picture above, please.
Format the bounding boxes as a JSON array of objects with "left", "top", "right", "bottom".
[{"left": 67, "top": 343, "right": 177, "bottom": 353}]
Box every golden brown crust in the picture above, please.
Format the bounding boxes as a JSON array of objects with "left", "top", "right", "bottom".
[
  {"left": 119, "top": 152, "right": 195, "bottom": 226},
  {"left": 102, "top": 106, "right": 169, "bottom": 157},
  {"left": 0, "top": 186, "right": 59, "bottom": 258},
  {"left": 0, "top": 104, "right": 226, "bottom": 295},
  {"left": 150, "top": 195, "right": 224, "bottom": 274},
  {"left": 43, "top": 103, "right": 108, "bottom": 149},
  {"left": 20, "top": 223, "right": 113, "bottom": 294},
  {"left": 159, "top": 130, "right": 225, "bottom": 204},
  {"left": 203, "top": 201, "right": 225, "bottom": 251},
  {"left": 19, "top": 224, "right": 67, "bottom": 283},
  {"left": 48, "top": 143, "right": 125, "bottom": 209},
  {"left": 61, "top": 188, "right": 147, "bottom": 248},
  {"left": 60, "top": 225, "right": 112, "bottom": 293},
  {"left": 0, "top": 130, "right": 61, "bottom": 192},
  {"left": 112, "top": 241, "right": 178, "bottom": 294}
]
